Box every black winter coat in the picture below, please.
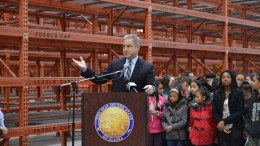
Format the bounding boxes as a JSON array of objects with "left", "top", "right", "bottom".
[{"left": 212, "top": 88, "right": 245, "bottom": 128}]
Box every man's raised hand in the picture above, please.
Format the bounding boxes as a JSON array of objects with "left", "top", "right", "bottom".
[{"left": 72, "top": 56, "right": 87, "bottom": 71}]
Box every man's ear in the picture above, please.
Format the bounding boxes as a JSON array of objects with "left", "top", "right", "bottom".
[{"left": 137, "top": 46, "right": 140, "bottom": 51}]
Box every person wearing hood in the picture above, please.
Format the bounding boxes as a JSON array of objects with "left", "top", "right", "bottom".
[{"left": 162, "top": 88, "right": 188, "bottom": 146}]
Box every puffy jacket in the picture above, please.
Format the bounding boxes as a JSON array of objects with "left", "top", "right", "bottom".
[
  {"left": 148, "top": 95, "right": 165, "bottom": 133},
  {"left": 162, "top": 99, "right": 188, "bottom": 140}
]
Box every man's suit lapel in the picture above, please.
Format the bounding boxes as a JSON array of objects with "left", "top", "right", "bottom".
[
  {"left": 118, "top": 58, "right": 126, "bottom": 80},
  {"left": 130, "top": 57, "right": 143, "bottom": 81},
  {"left": 119, "top": 58, "right": 126, "bottom": 69}
]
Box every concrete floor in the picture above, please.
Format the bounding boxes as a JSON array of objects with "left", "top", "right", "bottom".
[{"left": 9, "top": 131, "right": 82, "bottom": 146}]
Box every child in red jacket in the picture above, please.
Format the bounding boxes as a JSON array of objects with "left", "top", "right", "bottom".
[{"left": 189, "top": 87, "right": 216, "bottom": 146}]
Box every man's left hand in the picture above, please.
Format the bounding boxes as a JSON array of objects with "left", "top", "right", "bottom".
[
  {"left": 0, "top": 127, "right": 8, "bottom": 136},
  {"left": 143, "top": 85, "right": 154, "bottom": 95}
]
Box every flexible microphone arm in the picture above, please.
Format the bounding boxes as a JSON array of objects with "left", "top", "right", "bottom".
[{"left": 59, "top": 70, "right": 122, "bottom": 87}]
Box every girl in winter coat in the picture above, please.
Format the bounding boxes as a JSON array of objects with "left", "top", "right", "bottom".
[
  {"left": 244, "top": 73, "right": 260, "bottom": 146},
  {"left": 189, "top": 87, "right": 216, "bottom": 146},
  {"left": 185, "top": 79, "right": 203, "bottom": 146},
  {"left": 162, "top": 88, "right": 188, "bottom": 146},
  {"left": 212, "top": 70, "right": 245, "bottom": 146},
  {"left": 148, "top": 88, "right": 165, "bottom": 146}
]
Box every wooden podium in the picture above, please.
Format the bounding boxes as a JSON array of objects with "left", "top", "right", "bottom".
[{"left": 81, "top": 92, "right": 148, "bottom": 146}]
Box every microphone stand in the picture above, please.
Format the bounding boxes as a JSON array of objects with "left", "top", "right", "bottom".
[
  {"left": 126, "top": 82, "right": 138, "bottom": 93},
  {"left": 131, "top": 87, "right": 138, "bottom": 93},
  {"left": 57, "top": 70, "right": 121, "bottom": 146}
]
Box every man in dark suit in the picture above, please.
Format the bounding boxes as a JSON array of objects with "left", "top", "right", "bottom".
[{"left": 72, "top": 34, "right": 156, "bottom": 94}]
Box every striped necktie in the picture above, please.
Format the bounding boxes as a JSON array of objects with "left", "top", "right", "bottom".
[{"left": 125, "top": 60, "right": 132, "bottom": 81}]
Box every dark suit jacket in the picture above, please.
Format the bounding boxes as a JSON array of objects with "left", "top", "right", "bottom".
[{"left": 81, "top": 57, "right": 157, "bottom": 92}]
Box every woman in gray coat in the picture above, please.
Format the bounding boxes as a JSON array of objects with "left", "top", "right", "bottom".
[{"left": 162, "top": 88, "right": 188, "bottom": 146}]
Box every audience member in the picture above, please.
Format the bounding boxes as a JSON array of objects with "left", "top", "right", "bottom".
[
  {"left": 212, "top": 70, "right": 245, "bottom": 146},
  {"left": 162, "top": 88, "right": 188, "bottom": 146}
]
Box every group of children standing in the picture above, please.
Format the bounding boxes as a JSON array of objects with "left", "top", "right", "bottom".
[{"left": 148, "top": 70, "right": 260, "bottom": 146}]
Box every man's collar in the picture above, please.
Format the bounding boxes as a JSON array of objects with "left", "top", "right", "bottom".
[{"left": 126, "top": 56, "right": 138, "bottom": 65}]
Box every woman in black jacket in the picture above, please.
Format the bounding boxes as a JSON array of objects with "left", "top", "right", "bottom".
[
  {"left": 244, "top": 73, "right": 260, "bottom": 146},
  {"left": 212, "top": 70, "right": 245, "bottom": 146}
]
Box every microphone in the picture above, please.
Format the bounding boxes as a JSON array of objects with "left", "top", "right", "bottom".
[
  {"left": 120, "top": 63, "right": 129, "bottom": 78},
  {"left": 127, "top": 82, "right": 138, "bottom": 92}
]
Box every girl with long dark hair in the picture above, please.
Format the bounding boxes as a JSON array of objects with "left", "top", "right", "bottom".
[
  {"left": 212, "top": 70, "right": 245, "bottom": 146},
  {"left": 161, "top": 74, "right": 175, "bottom": 99},
  {"left": 148, "top": 82, "right": 165, "bottom": 146},
  {"left": 244, "top": 73, "right": 260, "bottom": 146}
]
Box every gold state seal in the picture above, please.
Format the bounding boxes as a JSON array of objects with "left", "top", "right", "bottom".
[
  {"left": 95, "top": 103, "right": 134, "bottom": 142},
  {"left": 99, "top": 107, "right": 130, "bottom": 138}
]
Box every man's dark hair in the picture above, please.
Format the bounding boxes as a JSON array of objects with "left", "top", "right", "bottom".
[{"left": 205, "top": 72, "right": 216, "bottom": 79}]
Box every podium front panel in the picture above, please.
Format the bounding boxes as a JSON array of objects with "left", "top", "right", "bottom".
[{"left": 82, "top": 92, "right": 148, "bottom": 146}]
